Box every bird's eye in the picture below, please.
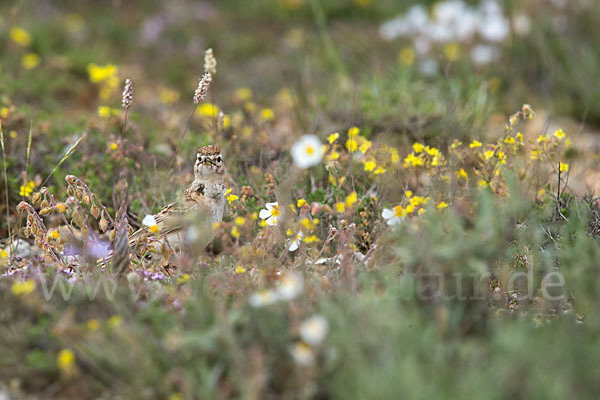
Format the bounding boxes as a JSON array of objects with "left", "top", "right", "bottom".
[{"left": 216, "top": 155, "right": 222, "bottom": 163}]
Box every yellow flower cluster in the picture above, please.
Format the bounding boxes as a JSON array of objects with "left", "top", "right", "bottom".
[
  {"left": 87, "top": 63, "right": 119, "bottom": 100},
  {"left": 19, "top": 181, "right": 35, "bottom": 197},
  {"left": 403, "top": 143, "right": 444, "bottom": 169}
]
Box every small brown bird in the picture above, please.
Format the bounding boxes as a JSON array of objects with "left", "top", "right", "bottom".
[{"left": 102, "top": 145, "right": 226, "bottom": 269}]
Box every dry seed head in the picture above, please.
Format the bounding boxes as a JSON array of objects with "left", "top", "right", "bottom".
[
  {"left": 204, "top": 48, "right": 217, "bottom": 75},
  {"left": 193, "top": 72, "right": 212, "bottom": 104},
  {"left": 122, "top": 78, "right": 134, "bottom": 109}
]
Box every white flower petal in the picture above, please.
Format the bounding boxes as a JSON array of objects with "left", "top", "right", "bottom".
[
  {"left": 386, "top": 216, "right": 403, "bottom": 226},
  {"left": 300, "top": 315, "right": 328, "bottom": 346},
  {"left": 277, "top": 272, "right": 303, "bottom": 300},
  {"left": 266, "top": 202, "right": 278, "bottom": 210},
  {"left": 382, "top": 208, "right": 395, "bottom": 219},
  {"left": 259, "top": 209, "right": 271, "bottom": 220},
  {"left": 291, "top": 135, "right": 323, "bottom": 169},
  {"left": 142, "top": 214, "right": 157, "bottom": 227}
]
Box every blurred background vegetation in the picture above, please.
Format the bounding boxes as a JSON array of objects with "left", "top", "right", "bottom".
[{"left": 1, "top": 0, "right": 600, "bottom": 398}]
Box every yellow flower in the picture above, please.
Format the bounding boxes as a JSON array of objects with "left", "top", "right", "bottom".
[
  {"left": 159, "top": 87, "right": 180, "bottom": 104},
  {"left": 374, "top": 166, "right": 386, "bottom": 175},
  {"left": 10, "top": 27, "right": 32, "bottom": 46},
  {"left": 328, "top": 149, "right": 340, "bottom": 161},
  {"left": 484, "top": 150, "right": 494, "bottom": 160},
  {"left": 537, "top": 134, "right": 550, "bottom": 143},
  {"left": 55, "top": 203, "right": 67, "bottom": 213},
  {"left": 456, "top": 168, "right": 468, "bottom": 180},
  {"left": 19, "top": 181, "right": 35, "bottom": 197},
  {"left": 364, "top": 160, "right": 376, "bottom": 172},
  {"left": 443, "top": 42, "right": 460, "bottom": 61},
  {"left": 559, "top": 162, "right": 569, "bottom": 172},
  {"left": 554, "top": 129, "right": 566, "bottom": 140},
  {"left": 48, "top": 229, "right": 60, "bottom": 240},
  {"left": 234, "top": 216, "right": 246, "bottom": 226},
  {"left": 0, "top": 249, "right": 8, "bottom": 260},
  {"left": 86, "top": 319, "right": 100, "bottom": 332},
  {"left": 565, "top": 138, "right": 572, "bottom": 148},
  {"left": 328, "top": 132, "right": 339, "bottom": 144},
  {"left": 345, "top": 192, "right": 357, "bottom": 208},
  {"left": 235, "top": 87, "right": 253, "bottom": 101},
  {"left": 227, "top": 194, "right": 239, "bottom": 204},
  {"left": 260, "top": 108, "right": 274, "bottom": 121},
  {"left": 405, "top": 190, "right": 413, "bottom": 198},
  {"left": 177, "top": 274, "right": 190, "bottom": 284},
  {"left": 222, "top": 114, "right": 230, "bottom": 128},
  {"left": 197, "top": 103, "right": 220, "bottom": 118},
  {"left": 437, "top": 201, "right": 448, "bottom": 209},
  {"left": 108, "top": 315, "right": 122, "bottom": 327},
  {"left": 335, "top": 202, "right": 345, "bottom": 213},
  {"left": 98, "top": 106, "right": 111, "bottom": 117},
  {"left": 477, "top": 179, "right": 489, "bottom": 188},
  {"left": 403, "top": 152, "right": 423, "bottom": 168},
  {"left": 413, "top": 142, "right": 424, "bottom": 153},
  {"left": 87, "top": 63, "right": 118, "bottom": 83},
  {"left": 450, "top": 139, "right": 462, "bottom": 149},
  {"left": 504, "top": 136, "right": 515, "bottom": 144},
  {"left": 496, "top": 151, "right": 507, "bottom": 164},
  {"left": 231, "top": 226, "right": 241, "bottom": 238},
  {"left": 398, "top": 47, "right": 415, "bottom": 66},
  {"left": 530, "top": 149, "right": 542, "bottom": 161},
  {"left": 388, "top": 146, "right": 400, "bottom": 164},
  {"left": 516, "top": 132, "right": 524, "bottom": 143},
  {"left": 11, "top": 279, "right": 36, "bottom": 296},
  {"left": 346, "top": 138, "right": 358, "bottom": 153},
  {"left": 304, "top": 235, "right": 318, "bottom": 243},
  {"left": 410, "top": 196, "right": 428, "bottom": 206},
  {"left": 469, "top": 140, "right": 482, "bottom": 148},
  {"left": 297, "top": 198, "right": 307, "bottom": 208},
  {"left": 21, "top": 53, "right": 40, "bottom": 70},
  {"left": 234, "top": 265, "right": 246, "bottom": 274},
  {"left": 300, "top": 218, "right": 310, "bottom": 230},
  {"left": 57, "top": 349, "right": 76, "bottom": 376},
  {"left": 359, "top": 140, "right": 372, "bottom": 154},
  {"left": 110, "top": 142, "right": 118, "bottom": 151},
  {"left": 425, "top": 146, "right": 439, "bottom": 156},
  {"left": 348, "top": 126, "right": 359, "bottom": 137}
]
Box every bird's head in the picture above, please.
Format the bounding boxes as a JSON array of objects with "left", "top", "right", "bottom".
[{"left": 194, "top": 145, "right": 224, "bottom": 179}]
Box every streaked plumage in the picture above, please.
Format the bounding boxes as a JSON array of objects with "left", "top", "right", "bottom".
[{"left": 101, "top": 145, "right": 226, "bottom": 270}]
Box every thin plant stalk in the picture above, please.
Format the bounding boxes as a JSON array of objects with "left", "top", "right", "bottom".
[
  {"left": 41, "top": 133, "right": 87, "bottom": 187},
  {"left": 0, "top": 121, "right": 11, "bottom": 253}
]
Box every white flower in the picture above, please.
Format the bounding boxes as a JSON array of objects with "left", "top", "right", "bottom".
[
  {"left": 259, "top": 202, "right": 280, "bottom": 226},
  {"left": 277, "top": 272, "right": 303, "bottom": 301},
  {"left": 513, "top": 14, "right": 531, "bottom": 36},
  {"left": 291, "top": 135, "right": 323, "bottom": 169},
  {"left": 288, "top": 231, "right": 304, "bottom": 252},
  {"left": 248, "top": 289, "right": 279, "bottom": 307},
  {"left": 470, "top": 44, "right": 499, "bottom": 66},
  {"left": 300, "top": 315, "right": 328, "bottom": 346},
  {"left": 382, "top": 206, "right": 405, "bottom": 226},
  {"left": 142, "top": 214, "right": 159, "bottom": 233},
  {"left": 419, "top": 58, "right": 439, "bottom": 76},
  {"left": 290, "top": 342, "right": 314, "bottom": 366}
]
